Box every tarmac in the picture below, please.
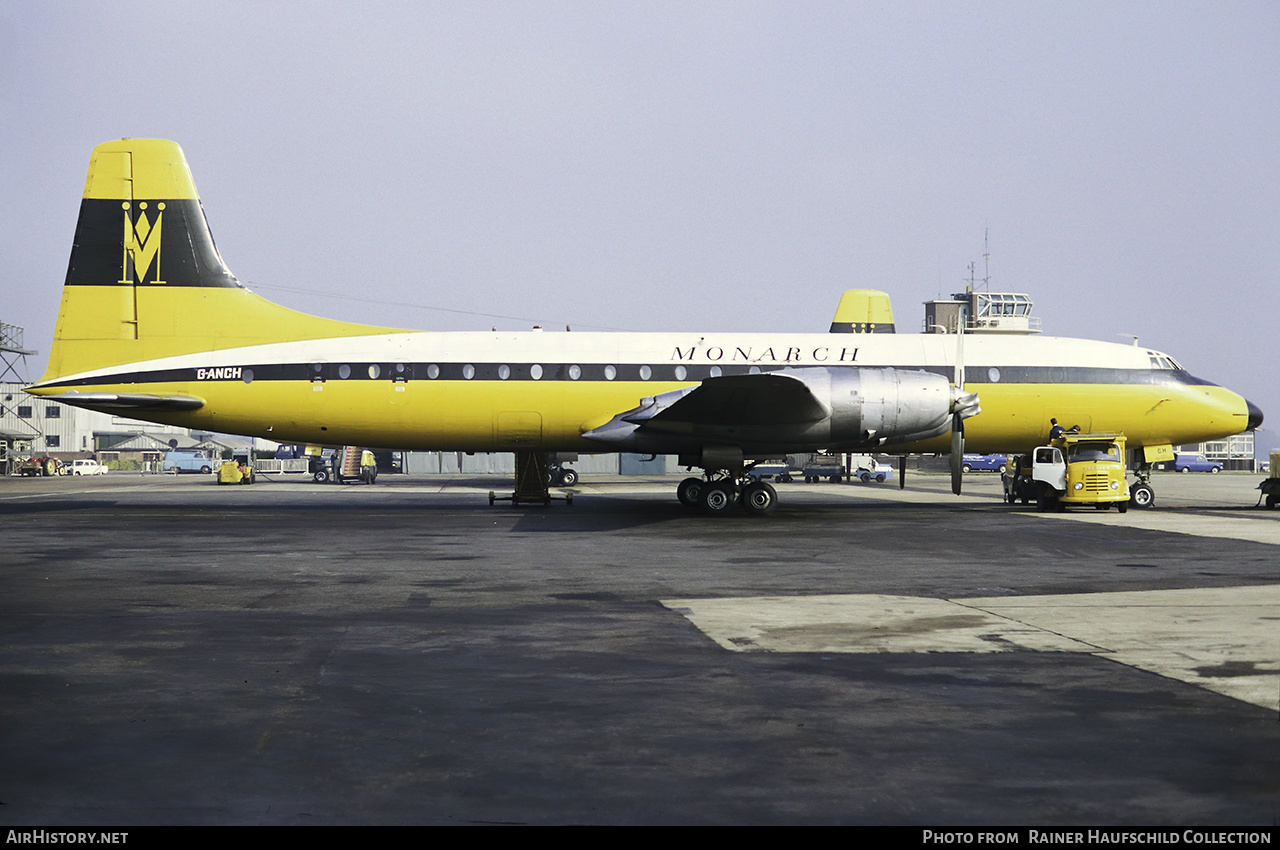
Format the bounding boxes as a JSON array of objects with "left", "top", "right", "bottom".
[{"left": 1, "top": 469, "right": 1277, "bottom": 825}]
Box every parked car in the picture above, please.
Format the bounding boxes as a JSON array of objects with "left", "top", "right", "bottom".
[
  {"left": 62, "top": 459, "right": 107, "bottom": 476},
  {"left": 961, "top": 453, "right": 1007, "bottom": 473},
  {"left": 1173, "top": 453, "right": 1223, "bottom": 473}
]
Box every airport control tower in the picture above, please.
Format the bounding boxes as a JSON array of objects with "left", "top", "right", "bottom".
[{"left": 923, "top": 286, "right": 1042, "bottom": 335}]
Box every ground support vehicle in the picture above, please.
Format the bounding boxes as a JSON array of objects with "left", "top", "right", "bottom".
[
  {"left": 854, "top": 462, "right": 894, "bottom": 483},
  {"left": 217, "top": 455, "right": 254, "bottom": 484},
  {"left": 802, "top": 454, "right": 844, "bottom": 484},
  {"left": 1004, "top": 433, "right": 1131, "bottom": 513},
  {"left": 746, "top": 461, "right": 791, "bottom": 482},
  {"left": 17, "top": 456, "right": 58, "bottom": 477},
  {"left": 1258, "top": 451, "right": 1280, "bottom": 509},
  {"left": 309, "top": 447, "right": 377, "bottom": 484},
  {"left": 546, "top": 453, "right": 579, "bottom": 486}
]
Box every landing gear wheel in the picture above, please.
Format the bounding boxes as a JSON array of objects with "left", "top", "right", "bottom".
[
  {"left": 558, "top": 468, "right": 578, "bottom": 486},
  {"left": 700, "top": 483, "right": 736, "bottom": 516},
  {"left": 677, "top": 477, "right": 704, "bottom": 508},
  {"left": 1130, "top": 483, "right": 1155, "bottom": 509},
  {"left": 741, "top": 480, "right": 778, "bottom": 516}
]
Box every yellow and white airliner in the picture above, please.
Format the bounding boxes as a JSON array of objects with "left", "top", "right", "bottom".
[{"left": 26, "top": 139, "right": 1262, "bottom": 515}]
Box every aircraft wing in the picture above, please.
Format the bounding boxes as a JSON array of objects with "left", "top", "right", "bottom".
[{"left": 582, "top": 371, "right": 830, "bottom": 444}]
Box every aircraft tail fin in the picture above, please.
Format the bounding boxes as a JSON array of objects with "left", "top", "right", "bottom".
[
  {"left": 36, "top": 139, "right": 396, "bottom": 386},
  {"left": 829, "top": 289, "right": 895, "bottom": 333}
]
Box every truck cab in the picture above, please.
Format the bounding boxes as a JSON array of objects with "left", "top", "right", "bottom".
[{"left": 1012, "top": 433, "right": 1131, "bottom": 512}]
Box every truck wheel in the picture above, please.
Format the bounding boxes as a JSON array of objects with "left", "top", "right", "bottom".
[
  {"left": 1117, "top": 501, "right": 1128, "bottom": 513},
  {"left": 860, "top": 472, "right": 871, "bottom": 483},
  {"left": 313, "top": 469, "right": 330, "bottom": 483}
]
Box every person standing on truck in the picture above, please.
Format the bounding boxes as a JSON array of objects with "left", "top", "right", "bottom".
[{"left": 1048, "top": 418, "right": 1079, "bottom": 440}]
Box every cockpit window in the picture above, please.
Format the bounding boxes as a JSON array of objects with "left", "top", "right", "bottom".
[{"left": 1146, "top": 351, "right": 1182, "bottom": 370}]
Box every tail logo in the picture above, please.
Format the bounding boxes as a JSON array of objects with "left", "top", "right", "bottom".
[{"left": 119, "top": 202, "right": 166, "bottom": 285}]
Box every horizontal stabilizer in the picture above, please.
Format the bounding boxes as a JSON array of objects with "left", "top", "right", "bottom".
[{"left": 43, "top": 391, "right": 205, "bottom": 413}]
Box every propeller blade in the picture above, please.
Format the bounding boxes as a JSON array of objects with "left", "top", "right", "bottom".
[{"left": 951, "top": 416, "right": 964, "bottom": 495}]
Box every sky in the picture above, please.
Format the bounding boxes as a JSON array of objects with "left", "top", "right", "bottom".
[{"left": 2, "top": 2, "right": 1277, "bottom": 452}]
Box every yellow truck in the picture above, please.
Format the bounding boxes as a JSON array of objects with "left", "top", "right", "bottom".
[
  {"left": 1007, "top": 433, "right": 1131, "bottom": 513},
  {"left": 1258, "top": 450, "right": 1280, "bottom": 509}
]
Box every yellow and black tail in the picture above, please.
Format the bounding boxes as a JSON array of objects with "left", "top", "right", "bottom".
[{"left": 37, "top": 138, "right": 395, "bottom": 385}]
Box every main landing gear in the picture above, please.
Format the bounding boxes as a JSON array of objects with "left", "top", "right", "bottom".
[{"left": 677, "top": 471, "right": 778, "bottom": 517}]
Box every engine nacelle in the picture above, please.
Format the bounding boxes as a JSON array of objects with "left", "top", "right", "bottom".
[
  {"left": 581, "top": 365, "right": 958, "bottom": 455},
  {"left": 796, "top": 366, "right": 954, "bottom": 447}
]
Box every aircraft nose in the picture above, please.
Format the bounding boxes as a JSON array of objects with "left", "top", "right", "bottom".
[{"left": 1246, "top": 398, "right": 1264, "bottom": 431}]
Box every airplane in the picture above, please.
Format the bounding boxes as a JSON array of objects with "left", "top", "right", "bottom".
[{"left": 25, "top": 139, "right": 1263, "bottom": 515}]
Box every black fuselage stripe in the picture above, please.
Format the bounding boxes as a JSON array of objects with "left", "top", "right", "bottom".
[{"left": 38, "top": 363, "right": 1222, "bottom": 390}]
